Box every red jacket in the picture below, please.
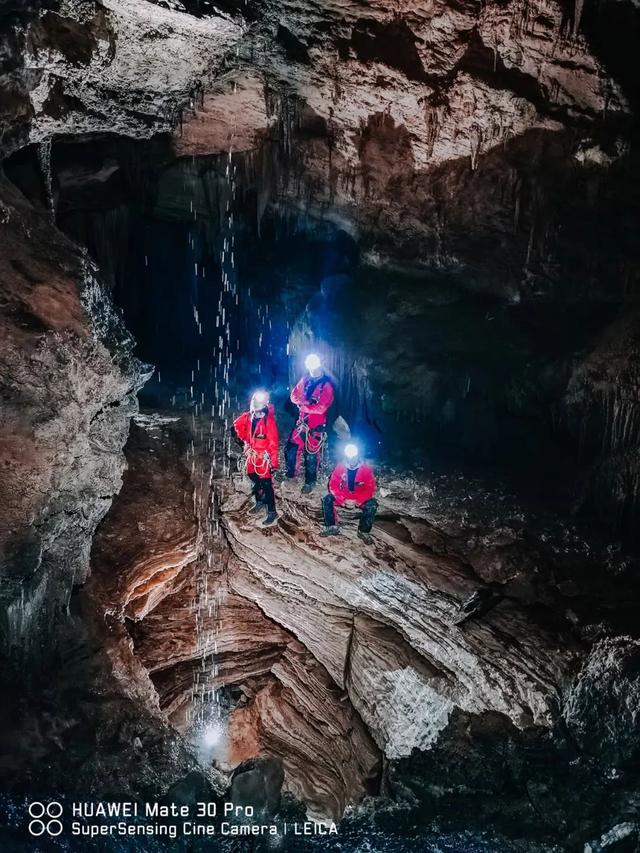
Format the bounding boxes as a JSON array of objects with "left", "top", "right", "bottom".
[
  {"left": 328, "top": 462, "right": 376, "bottom": 506},
  {"left": 233, "top": 405, "right": 279, "bottom": 476},
  {"left": 290, "top": 374, "right": 334, "bottom": 429}
]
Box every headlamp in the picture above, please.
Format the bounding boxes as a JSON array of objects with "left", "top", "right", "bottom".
[{"left": 304, "top": 353, "right": 321, "bottom": 372}]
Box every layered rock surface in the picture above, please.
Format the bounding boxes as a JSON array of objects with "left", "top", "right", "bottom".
[
  {"left": 221, "top": 478, "right": 576, "bottom": 752},
  {"left": 87, "top": 415, "right": 380, "bottom": 820},
  {"left": 78, "top": 402, "right": 640, "bottom": 842},
  {"left": 83, "top": 409, "right": 618, "bottom": 827}
]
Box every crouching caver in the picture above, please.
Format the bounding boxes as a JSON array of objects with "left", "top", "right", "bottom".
[
  {"left": 233, "top": 390, "right": 279, "bottom": 527},
  {"left": 321, "top": 443, "right": 378, "bottom": 544}
]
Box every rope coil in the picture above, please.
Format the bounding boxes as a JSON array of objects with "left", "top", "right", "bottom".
[
  {"left": 297, "top": 422, "right": 327, "bottom": 456},
  {"left": 243, "top": 446, "right": 271, "bottom": 478}
]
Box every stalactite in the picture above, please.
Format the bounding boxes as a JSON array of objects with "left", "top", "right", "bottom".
[
  {"left": 424, "top": 100, "right": 447, "bottom": 160},
  {"left": 469, "top": 125, "right": 483, "bottom": 171},
  {"left": 573, "top": 0, "right": 585, "bottom": 38},
  {"left": 510, "top": 0, "right": 532, "bottom": 39},
  {"left": 37, "top": 138, "right": 54, "bottom": 219}
]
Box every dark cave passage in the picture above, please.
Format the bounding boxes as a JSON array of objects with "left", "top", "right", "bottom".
[
  {"left": 6, "top": 134, "right": 632, "bottom": 529},
  {"left": 4, "top": 127, "right": 640, "bottom": 840}
]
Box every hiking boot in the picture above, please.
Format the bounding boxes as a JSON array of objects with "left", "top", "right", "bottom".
[
  {"left": 357, "top": 530, "right": 374, "bottom": 545},
  {"left": 262, "top": 511, "right": 279, "bottom": 527},
  {"left": 320, "top": 525, "right": 340, "bottom": 537},
  {"left": 301, "top": 482, "right": 316, "bottom": 495},
  {"left": 249, "top": 499, "right": 266, "bottom": 514}
]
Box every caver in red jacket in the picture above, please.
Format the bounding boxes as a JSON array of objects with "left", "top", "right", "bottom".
[
  {"left": 328, "top": 461, "right": 376, "bottom": 506},
  {"left": 290, "top": 374, "right": 335, "bottom": 428},
  {"left": 233, "top": 404, "right": 279, "bottom": 478}
]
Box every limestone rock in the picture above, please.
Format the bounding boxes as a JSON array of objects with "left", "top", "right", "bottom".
[
  {"left": 87, "top": 415, "right": 381, "bottom": 821},
  {"left": 564, "top": 636, "right": 640, "bottom": 767},
  {"left": 0, "top": 176, "right": 146, "bottom": 657},
  {"left": 223, "top": 481, "right": 576, "bottom": 756},
  {"left": 15, "top": 0, "right": 243, "bottom": 153}
]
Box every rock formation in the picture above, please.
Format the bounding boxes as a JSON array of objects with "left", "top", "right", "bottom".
[
  {"left": 0, "top": 174, "right": 147, "bottom": 657},
  {"left": 1, "top": 0, "right": 640, "bottom": 848},
  {"left": 4, "top": 0, "right": 635, "bottom": 542},
  {"left": 1, "top": 0, "right": 242, "bottom": 158},
  {"left": 75, "top": 405, "right": 640, "bottom": 842}
]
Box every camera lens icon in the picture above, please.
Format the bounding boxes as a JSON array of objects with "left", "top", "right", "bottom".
[{"left": 28, "top": 802, "right": 63, "bottom": 837}]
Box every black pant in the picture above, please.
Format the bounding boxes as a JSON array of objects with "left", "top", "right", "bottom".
[
  {"left": 322, "top": 494, "right": 378, "bottom": 532},
  {"left": 248, "top": 473, "right": 276, "bottom": 513},
  {"left": 285, "top": 428, "right": 324, "bottom": 485}
]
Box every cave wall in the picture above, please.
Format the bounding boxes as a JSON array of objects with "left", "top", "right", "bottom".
[
  {"left": 0, "top": 175, "right": 148, "bottom": 660},
  {"left": 1, "top": 0, "right": 640, "bottom": 841},
  {"left": 0, "top": 0, "right": 242, "bottom": 159},
  {"left": 0, "top": 0, "right": 245, "bottom": 661},
  {"left": 5, "top": 0, "right": 638, "bottom": 542},
  {"left": 81, "top": 408, "right": 640, "bottom": 842},
  {"left": 83, "top": 415, "right": 382, "bottom": 821},
  {"left": 4, "top": 0, "right": 638, "bottom": 295},
  {"left": 23, "top": 123, "right": 640, "bottom": 545},
  {"left": 563, "top": 311, "right": 640, "bottom": 545}
]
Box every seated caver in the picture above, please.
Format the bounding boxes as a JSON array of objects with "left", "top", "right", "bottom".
[
  {"left": 320, "top": 443, "right": 378, "bottom": 544},
  {"left": 233, "top": 390, "right": 279, "bottom": 527}
]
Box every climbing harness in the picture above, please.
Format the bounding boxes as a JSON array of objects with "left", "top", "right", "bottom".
[
  {"left": 297, "top": 421, "right": 327, "bottom": 456},
  {"left": 243, "top": 446, "right": 271, "bottom": 478}
]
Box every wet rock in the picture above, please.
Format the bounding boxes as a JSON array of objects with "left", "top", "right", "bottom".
[
  {"left": 174, "top": 72, "right": 272, "bottom": 157},
  {"left": 87, "top": 414, "right": 380, "bottom": 821},
  {"left": 564, "top": 636, "right": 640, "bottom": 768},
  {"left": 0, "top": 176, "right": 146, "bottom": 659},
  {"left": 0, "top": 606, "right": 213, "bottom": 800},
  {"left": 585, "top": 822, "right": 639, "bottom": 852},
  {"left": 249, "top": 636, "right": 380, "bottom": 819},
  {"left": 224, "top": 474, "right": 576, "bottom": 748},
  {"left": 2, "top": 0, "right": 242, "bottom": 158},
  {"left": 231, "top": 756, "right": 284, "bottom": 817},
  {"left": 161, "top": 769, "right": 219, "bottom": 809}
]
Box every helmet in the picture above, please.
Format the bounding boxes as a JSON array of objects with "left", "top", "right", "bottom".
[
  {"left": 304, "top": 353, "right": 322, "bottom": 374},
  {"left": 250, "top": 390, "right": 269, "bottom": 414},
  {"left": 344, "top": 443, "right": 360, "bottom": 468}
]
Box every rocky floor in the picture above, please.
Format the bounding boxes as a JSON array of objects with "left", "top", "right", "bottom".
[{"left": 41, "top": 405, "right": 635, "bottom": 849}]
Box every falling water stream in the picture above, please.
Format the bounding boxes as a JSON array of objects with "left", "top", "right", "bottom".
[
  {"left": 38, "top": 138, "right": 55, "bottom": 220},
  {"left": 184, "top": 141, "right": 240, "bottom": 752},
  {"left": 178, "top": 120, "right": 285, "bottom": 762}
]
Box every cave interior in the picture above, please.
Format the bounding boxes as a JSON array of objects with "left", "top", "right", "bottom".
[{"left": 1, "top": 0, "right": 640, "bottom": 850}]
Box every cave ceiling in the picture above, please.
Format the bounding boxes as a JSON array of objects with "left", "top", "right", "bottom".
[{"left": 3, "top": 0, "right": 638, "bottom": 295}]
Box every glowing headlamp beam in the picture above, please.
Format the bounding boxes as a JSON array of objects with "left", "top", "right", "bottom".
[
  {"left": 304, "top": 353, "right": 321, "bottom": 372},
  {"left": 344, "top": 443, "right": 359, "bottom": 460}
]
